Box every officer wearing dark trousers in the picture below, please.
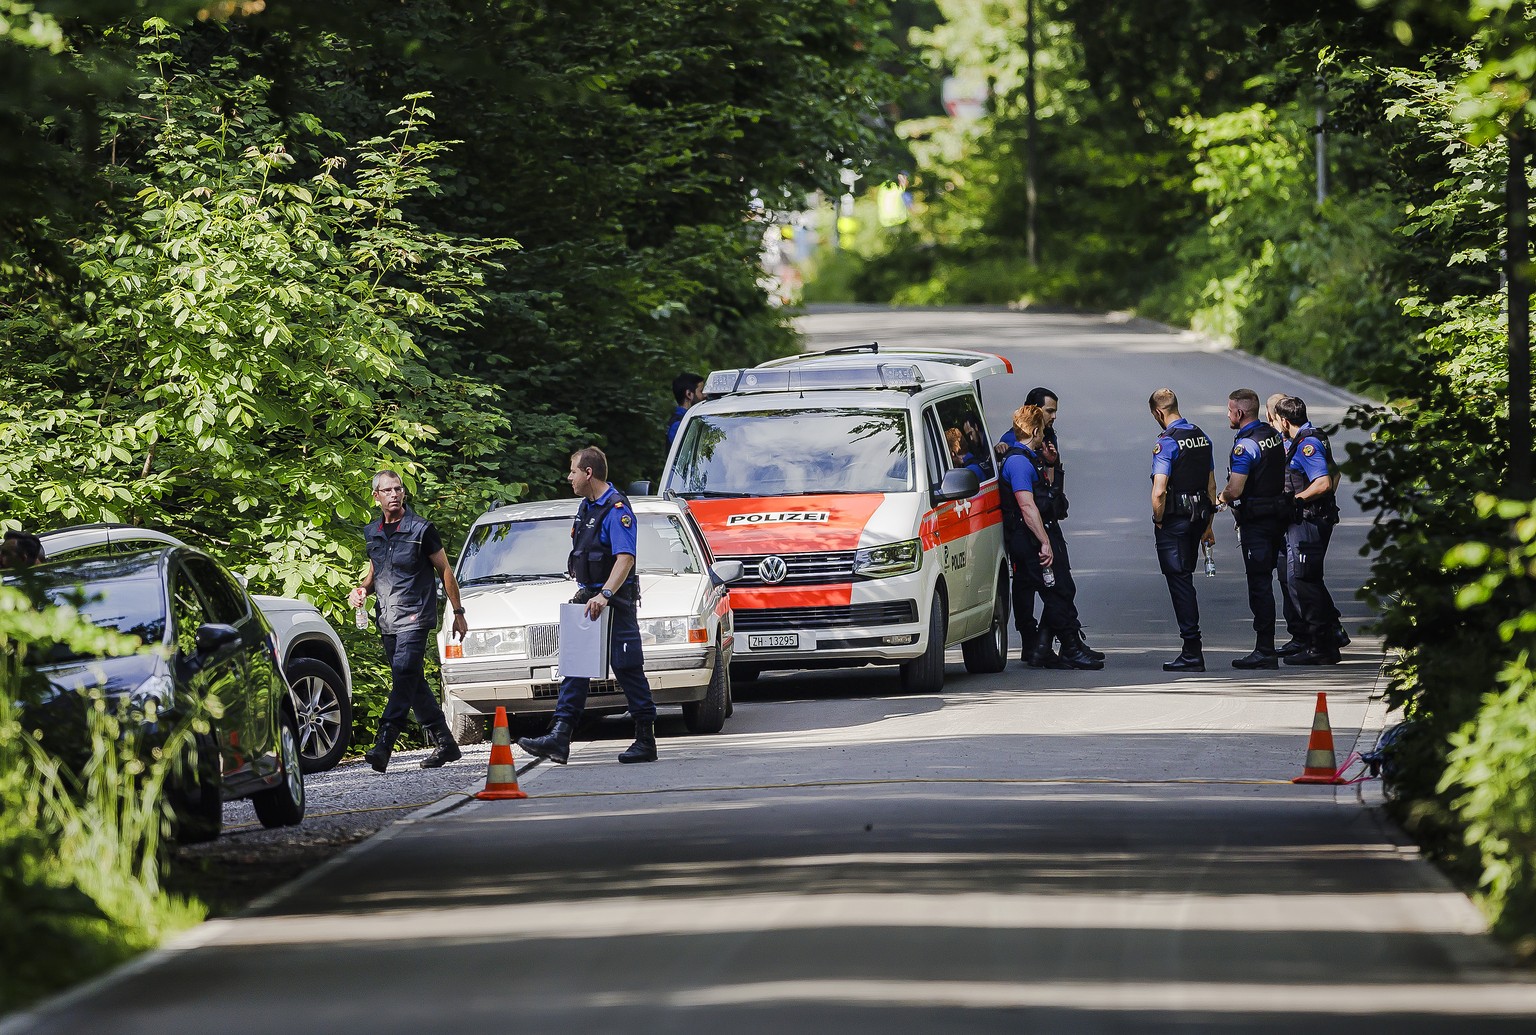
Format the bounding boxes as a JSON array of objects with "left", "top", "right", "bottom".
[
  {"left": 519, "top": 446, "right": 658, "bottom": 765},
  {"left": 1273, "top": 396, "right": 1343, "bottom": 665},
  {"left": 999, "top": 404, "right": 1102, "bottom": 671},
  {"left": 1217, "top": 388, "right": 1291, "bottom": 670},
  {"left": 1265, "top": 393, "right": 1307, "bottom": 650},
  {"left": 349, "top": 470, "right": 467, "bottom": 772},
  {"left": 1148, "top": 389, "right": 1216, "bottom": 672}
]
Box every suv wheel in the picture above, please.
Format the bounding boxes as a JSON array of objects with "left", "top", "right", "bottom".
[
  {"left": 286, "top": 658, "right": 351, "bottom": 773},
  {"left": 252, "top": 712, "right": 306, "bottom": 828}
]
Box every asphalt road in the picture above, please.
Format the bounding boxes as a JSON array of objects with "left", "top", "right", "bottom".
[{"left": 9, "top": 305, "right": 1536, "bottom": 1034}]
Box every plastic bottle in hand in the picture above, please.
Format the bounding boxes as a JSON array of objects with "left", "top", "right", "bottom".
[
  {"left": 1041, "top": 563, "right": 1056, "bottom": 588},
  {"left": 354, "top": 602, "right": 369, "bottom": 630},
  {"left": 1202, "top": 542, "right": 1217, "bottom": 578}
]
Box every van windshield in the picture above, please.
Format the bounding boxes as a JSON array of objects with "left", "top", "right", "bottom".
[{"left": 665, "top": 407, "right": 913, "bottom": 497}]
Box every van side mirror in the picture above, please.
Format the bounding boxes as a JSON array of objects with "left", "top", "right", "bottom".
[
  {"left": 935, "top": 468, "right": 980, "bottom": 503},
  {"left": 710, "top": 560, "right": 745, "bottom": 585},
  {"left": 628, "top": 480, "right": 653, "bottom": 496}
]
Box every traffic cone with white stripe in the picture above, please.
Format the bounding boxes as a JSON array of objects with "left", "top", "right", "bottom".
[
  {"left": 1292, "top": 692, "right": 1345, "bottom": 784},
  {"left": 475, "top": 707, "right": 528, "bottom": 800}
]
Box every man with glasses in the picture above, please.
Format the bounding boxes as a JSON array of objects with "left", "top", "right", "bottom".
[{"left": 349, "top": 470, "right": 469, "bottom": 772}]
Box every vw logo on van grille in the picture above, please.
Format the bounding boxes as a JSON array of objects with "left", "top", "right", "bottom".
[{"left": 757, "top": 555, "right": 789, "bottom": 585}]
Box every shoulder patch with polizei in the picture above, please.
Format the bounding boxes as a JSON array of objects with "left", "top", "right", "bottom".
[
  {"left": 620, "top": 513, "right": 633, "bottom": 528},
  {"left": 1153, "top": 442, "right": 1162, "bottom": 455},
  {"left": 1233, "top": 445, "right": 1245, "bottom": 457},
  {"left": 1302, "top": 443, "right": 1317, "bottom": 457}
]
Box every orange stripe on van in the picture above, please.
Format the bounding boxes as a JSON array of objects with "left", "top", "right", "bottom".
[
  {"left": 732, "top": 585, "right": 853, "bottom": 610},
  {"left": 920, "top": 485, "right": 1003, "bottom": 550}
]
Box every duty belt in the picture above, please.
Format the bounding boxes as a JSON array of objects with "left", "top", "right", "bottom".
[{"left": 1165, "top": 493, "right": 1211, "bottom": 518}]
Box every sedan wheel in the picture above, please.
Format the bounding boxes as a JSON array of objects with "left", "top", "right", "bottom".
[
  {"left": 285, "top": 657, "right": 351, "bottom": 773},
  {"left": 253, "top": 713, "right": 306, "bottom": 828}
]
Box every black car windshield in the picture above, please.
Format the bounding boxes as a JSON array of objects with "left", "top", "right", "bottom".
[
  {"left": 664, "top": 407, "right": 914, "bottom": 497},
  {"left": 3, "top": 553, "right": 167, "bottom": 662},
  {"left": 458, "top": 512, "right": 703, "bottom": 582}
]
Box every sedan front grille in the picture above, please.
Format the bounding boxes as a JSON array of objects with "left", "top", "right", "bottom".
[
  {"left": 733, "top": 600, "right": 918, "bottom": 631},
  {"left": 720, "top": 550, "right": 858, "bottom": 587}
]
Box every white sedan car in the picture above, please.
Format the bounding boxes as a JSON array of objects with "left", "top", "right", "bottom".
[{"left": 438, "top": 497, "right": 740, "bottom": 743}]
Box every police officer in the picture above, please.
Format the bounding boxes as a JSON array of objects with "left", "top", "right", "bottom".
[
  {"left": 1148, "top": 389, "right": 1216, "bottom": 672},
  {"left": 349, "top": 470, "right": 467, "bottom": 772},
  {"left": 1265, "top": 392, "right": 1308, "bottom": 653},
  {"left": 999, "top": 404, "right": 1102, "bottom": 670},
  {"left": 518, "top": 446, "right": 659, "bottom": 765},
  {"left": 667, "top": 372, "right": 705, "bottom": 447},
  {"left": 1216, "top": 389, "right": 1290, "bottom": 669},
  {"left": 1272, "top": 396, "right": 1344, "bottom": 665}
]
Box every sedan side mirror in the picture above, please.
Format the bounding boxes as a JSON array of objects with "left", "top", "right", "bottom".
[
  {"left": 194, "top": 622, "right": 242, "bottom": 657},
  {"left": 710, "top": 560, "right": 745, "bottom": 585},
  {"left": 628, "top": 480, "right": 653, "bottom": 496},
  {"left": 935, "top": 468, "right": 980, "bottom": 503}
]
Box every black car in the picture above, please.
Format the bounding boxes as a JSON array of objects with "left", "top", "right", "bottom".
[{"left": 7, "top": 546, "right": 305, "bottom": 840}]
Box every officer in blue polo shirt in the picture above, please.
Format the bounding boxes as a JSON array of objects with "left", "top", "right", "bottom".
[
  {"left": 1217, "top": 388, "right": 1291, "bottom": 669},
  {"left": 519, "top": 445, "right": 659, "bottom": 765},
  {"left": 1148, "top": 388, "right": 1216, "bottom": 672},
  {"left": 1273, "top": 395, "right": 1344, "bottom": 665}
]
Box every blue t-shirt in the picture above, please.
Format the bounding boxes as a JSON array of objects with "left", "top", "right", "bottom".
[
  {"left": 998, "top": 427, "right": 1019, "bottom": 451},
  {"left": 1288, "top": 423, "right": 1330, "bottom": 483},
  {"left": 665, "top": 405, "right": 687, "bottom": 446},
  {"left": 1229, "top": 419, "right": 1270, "bottom": 475},
  {"left": 1000, "top": 445, "right": 1041, "bottom": 494}
]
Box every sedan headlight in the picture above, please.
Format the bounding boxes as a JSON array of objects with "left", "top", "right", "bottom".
[
  {"left": 854, "top": 539, "right": 923, "bottom": 578},
  {"left": 639, "top": 616, "right": 708, "bottom": 646},
  {"left": 454, "top": 626, "right": 528, "bottom": 659}
]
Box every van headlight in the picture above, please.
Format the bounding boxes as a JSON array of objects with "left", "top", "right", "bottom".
[
  {"left": 640, "top": 617, "right": 708, "bottom": 646},
  {"left": 457, "top": 627, "right": 528, "bottom": 659},
  {"left": 854, "top": 539, "right": 922, "bottom": 578}
]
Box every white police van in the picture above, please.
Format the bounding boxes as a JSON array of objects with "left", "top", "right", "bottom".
[{"left": 660, "top": 344, "right": 1012, "bottom": 691}]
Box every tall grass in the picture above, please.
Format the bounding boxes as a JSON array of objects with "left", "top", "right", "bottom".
[{"left": 0, "top": 590, "right": 206, "bottom": 1014}]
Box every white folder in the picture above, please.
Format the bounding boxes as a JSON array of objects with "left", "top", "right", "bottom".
[{"left": 558, "top": 602, "right": 611, "bottom": 679}]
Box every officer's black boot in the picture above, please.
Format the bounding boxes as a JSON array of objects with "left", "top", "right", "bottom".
[
  {"left": 1275, "top": 638, "right": 1307, "bottom": 657},
  {"left": 618, "top": 718, "right": 658, "bottom": 764},
  {"left": 1057, "top": 629, "right": 1105, "bottom": 671},
  {"left": 1334, "top": 622, "right": 1351, "bottom": 647},
  {"left": 1076, "top": 631, "right": 1106, "bottom": 662},
  {"left": 1027, "top": 626, "right": 1067, "bottom": 669},
  {"left": 517, "top": 719, "right": 573, "bottom": 765},
  {"left": 1232, "top": 643, "right": 1280, "bottom": 670},
  {"left": 419, "top": 719, "right": 462, "bottom": 769},
  {"left": 363, "top": 722, "right": 402, "bottom": 773},
  {"left": 1163, "top": 639, "right": 1205, "bottom": 672},
  {"left": 1284, "top": 636, "right": 1342, "bottom": 666}
]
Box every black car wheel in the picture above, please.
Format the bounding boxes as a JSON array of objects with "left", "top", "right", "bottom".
[
  {"left": 682, "top": 646, "right": 730, "bottom": 734},
  {"left": 961, "top": 568, "right": 1010, "bottom": 674},
  {"left": 900, "top": 590, "right": 948, "bottom": 693},
  {"left": 285, "top": 657, "right": 351, "bottom": 774},
  {"left": 168, "top": 731, "right": 223, "bottom": 844},
  {"left": 252, "top": 712, "right": 306, "bottom": 828}
]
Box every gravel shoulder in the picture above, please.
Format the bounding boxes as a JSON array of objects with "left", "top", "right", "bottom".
[{"left": 166, "top": 743, "right": 493, "bottom": 916}]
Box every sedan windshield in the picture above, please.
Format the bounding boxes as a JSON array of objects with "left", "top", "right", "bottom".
[
  {"left": 664, "top": 407, "right": 913, "bottom": 497},
  {"left": 457, "top": 513, "right": 703, "bottom": 582}
]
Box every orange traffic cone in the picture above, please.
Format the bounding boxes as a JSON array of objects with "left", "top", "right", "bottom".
[
  {"left": 1292, "top": 691, "right": 1345, "bottom": 784},
  {"left": 475, "top": 707, "right": 528, "bottom": 800}
]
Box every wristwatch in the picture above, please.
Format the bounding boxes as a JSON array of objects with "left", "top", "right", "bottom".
[
  {"left": 600, "top": 589, "right": 613, "bottom": 600},
  {"left": 453, "top": 608, "right": 466, "bottom": 615}
]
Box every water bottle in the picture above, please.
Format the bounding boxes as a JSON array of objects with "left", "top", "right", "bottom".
[
  {"left": 354, "top": 602, "right": 369, "bottom": 630},
  {"left": 1202, "top": 542, "right": 1217, "bottom": 578},
  {"left": 1041, "top": 563, "right": 1056, "bottom": 588}
]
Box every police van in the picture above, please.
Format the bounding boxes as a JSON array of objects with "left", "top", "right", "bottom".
[{"left": 660, "top": 345, "right": 1011, "bottom": 691}]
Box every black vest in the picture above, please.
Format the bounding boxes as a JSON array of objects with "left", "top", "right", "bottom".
[
  {"left": 1286, "top": 427, "right": 1340, "bottom": 523},
  {"left": 1162, "top": 422, "right": 1213, "bottom": 495},
  {"left": 364, "top": 508, "right": 437, "bottom": 635},
  {"left": 569, "top": 491, "right": 640, "bottom": 599},
  {"left": 1236, "top": 422, "right": 1286, "bottom": 492},
  {"left": 999, "top": 445, "right": 1056, "bottom": 552}
]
